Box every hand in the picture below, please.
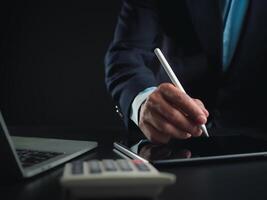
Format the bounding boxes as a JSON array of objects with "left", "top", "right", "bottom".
[
  {"left": 139, "top": 143, "right": 172, "bottom": 161},
  {"left": 139, "top": 143, "right": 192, "bottom": 161},
  {"left": 139, "top": 83, "right": 209, "bottom": 144}
]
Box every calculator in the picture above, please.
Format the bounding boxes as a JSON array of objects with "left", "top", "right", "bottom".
[{"left": 60, "top": 159, "right": 176, "bottom": 198}]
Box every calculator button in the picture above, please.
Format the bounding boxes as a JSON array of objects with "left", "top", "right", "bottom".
[
  {"left": 116, "top": 160, "right": 133, "bottom": 171},
  {"left": 88, "top": 160, "right": 102, "bottom": 174},
  {"left": 132, "top": 160, "right": 150, "bottom": 171},
  {"left": 71, "top": 161, "right": 83, "bottom": 175},
  {"left": 102, "top": 160, "right": 117, "bottom": 171}
]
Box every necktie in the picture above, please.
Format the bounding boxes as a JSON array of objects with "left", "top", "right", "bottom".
[{"left": 220, "top": 0, "right": 249, "bottom": 71}]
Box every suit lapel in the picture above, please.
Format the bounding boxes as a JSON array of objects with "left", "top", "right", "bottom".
[{"left": 186, "top": 0, "right": 222, "bottom": 68}]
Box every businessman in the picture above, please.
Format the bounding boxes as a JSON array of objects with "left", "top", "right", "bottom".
[{"left": 105, "top": 0, "right": 267, "bottom": 143}]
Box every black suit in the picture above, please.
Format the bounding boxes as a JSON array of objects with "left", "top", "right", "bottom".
[{"left": 105, "top": 0, "right": 267, "bottom": 132}]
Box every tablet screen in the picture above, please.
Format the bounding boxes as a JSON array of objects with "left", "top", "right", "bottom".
[{"left": 114, "top": 135, "right": 267, "bottom": 165}]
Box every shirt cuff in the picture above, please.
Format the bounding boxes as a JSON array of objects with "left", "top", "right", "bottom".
[{"left": 130, "top": 87, "right": 157, "bottom": 126}]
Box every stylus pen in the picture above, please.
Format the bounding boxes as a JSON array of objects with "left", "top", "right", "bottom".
[
  {"left": 113, "top": 142, "right": 149, "bottom": 163},
  {"left": 154, "top": 48, "right": 209, "bottom": 137}
]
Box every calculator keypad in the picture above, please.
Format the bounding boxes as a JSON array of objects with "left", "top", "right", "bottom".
[
  {"left": 63, "top": 158, "right": 176, "bottom": 199},
  {"left": 132, "top": 160, "right": 150, "bottom": 172},
  {"left": 71, "top": 161, "right": 83, "bottom": 175},
  {"left": 102, "top": 160, "right": 117, "bottom": 171},
  {"left": 70, "top": 159, "right": 152, "bottom": 175},
  {"left": 88, "top": 160, "right": 102, "bottom": 174},
  {"left": 117, "top": 159, "right": 133, "bottom": 171}
]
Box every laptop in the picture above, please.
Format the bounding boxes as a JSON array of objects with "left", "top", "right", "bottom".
[{"left": 0, "top": 111, "right": 97, "bottom": 179}]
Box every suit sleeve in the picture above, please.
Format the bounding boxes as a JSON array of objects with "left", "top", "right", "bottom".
[{"left": 104, "top": 0, "right": 161, "bottom": 129}]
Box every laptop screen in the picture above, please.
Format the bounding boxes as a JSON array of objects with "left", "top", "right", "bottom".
[{"left": 0, "top": 111, "right": 24, "bottom": 179}]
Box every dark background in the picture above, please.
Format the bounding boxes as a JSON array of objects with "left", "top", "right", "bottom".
[{"left": 0, "top": 0, "right": 124, "bottom": 132}]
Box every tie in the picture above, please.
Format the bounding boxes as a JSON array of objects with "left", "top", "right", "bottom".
[
  {"left": 219, "top": 0, "right": 249, "bottom": 71},
  {"left": 219, "top": 0, "right": 231, "bottom": 27}
]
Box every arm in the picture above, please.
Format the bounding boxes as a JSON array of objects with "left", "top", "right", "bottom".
[
  {"left": 105, "top": 0, "right": 209, "bottom": 143},
  {"left": 104, "top": 0, "right": 161, "bottom": 129},
  {"left": 130, "top": 87, "right": 157, "bottom": 125}
]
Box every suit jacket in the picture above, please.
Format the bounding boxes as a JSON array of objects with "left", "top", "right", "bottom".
[{"left": 105, "top": 0, "right": 267, "bottom": 132}]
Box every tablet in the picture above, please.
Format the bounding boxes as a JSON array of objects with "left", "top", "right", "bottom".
[{"left": 113, "top": 135, "right": 267, "bottom": 165}]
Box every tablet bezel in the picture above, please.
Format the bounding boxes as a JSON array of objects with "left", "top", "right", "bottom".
[{"left": 113, "top": 135, "right": 267, "bottom": 165}]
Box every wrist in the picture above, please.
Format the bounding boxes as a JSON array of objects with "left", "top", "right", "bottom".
[{"left": 130, "top": 87, "right": 157, "bottom": 126}]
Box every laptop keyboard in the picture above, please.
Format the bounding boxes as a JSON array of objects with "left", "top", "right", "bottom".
[{"left": 16, "top": 149, "right": 63, "bottom": 168}]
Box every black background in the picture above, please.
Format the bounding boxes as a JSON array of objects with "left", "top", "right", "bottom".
[{"left": 0, "top": 0, "right": 124, "bottom": 131}]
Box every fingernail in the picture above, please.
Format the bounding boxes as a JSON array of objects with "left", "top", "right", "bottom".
[
  {"left": 197, "top": 128, "right": 202, "bottom": 135},
  {"left": 186, "top": 133, "right": 192, "bottom": 138}
]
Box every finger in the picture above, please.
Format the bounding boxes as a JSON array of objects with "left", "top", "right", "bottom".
[
  {"left": 158, "top": 83, "right": 207, "bottom": 124},
  {"left": 177, "top": 149, "right": 192, "bottom": 158},
  {"left": 144, "top": 108, "right": 193, "bottom": 139},
  {"left": 141, "top": 122, "right": 171, "bottom": 144},
  {"left": 193, "top": 99, "right": 209, "bottom": 117},
  {"left": 146, "top": 92, "right": 203, "bottom": 136}
]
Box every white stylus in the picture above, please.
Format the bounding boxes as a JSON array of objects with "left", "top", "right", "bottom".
[{"left": 154, "top": 48, "right": 209, "bottom": 137}]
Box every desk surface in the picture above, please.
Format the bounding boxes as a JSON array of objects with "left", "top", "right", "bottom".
[{"left": 2, "top": 127, "right": 267, "bottom": 200}]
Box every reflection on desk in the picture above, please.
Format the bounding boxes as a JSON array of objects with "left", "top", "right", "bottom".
[{"left": 2, "top": 128, "right": 267, "bottom": 200}]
